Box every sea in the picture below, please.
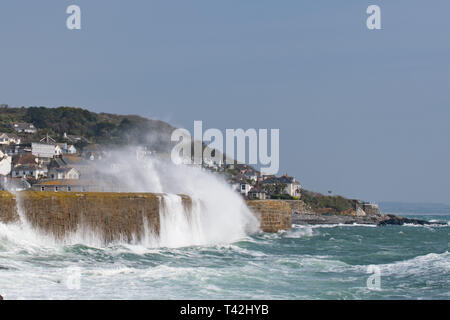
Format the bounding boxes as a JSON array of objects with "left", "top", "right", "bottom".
[{"left": 0, "top": 203, "right": 448, "bottom": 300}]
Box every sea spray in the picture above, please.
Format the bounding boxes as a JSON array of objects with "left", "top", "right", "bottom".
[
  {"left": 0, "top": 149, "right": 260, "bottom": 248},
  {"left": 158, "top": 194, "right": 204, "bottom": 247},
  {"left": 94, "top": 150, "right": 260, "bottom": 247}
]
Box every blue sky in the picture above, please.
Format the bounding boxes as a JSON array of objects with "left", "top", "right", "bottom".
[{"left": 1, "top": 1, "right": 449, "bottom": 203}]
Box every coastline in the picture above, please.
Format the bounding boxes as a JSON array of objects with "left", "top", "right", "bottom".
[{"left": 248, "top": 199, "right": 447, "bottom": 227}]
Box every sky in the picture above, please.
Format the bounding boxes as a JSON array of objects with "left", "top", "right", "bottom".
[{"left": 0, "top": 0, "right": 449, "bottom": 204}]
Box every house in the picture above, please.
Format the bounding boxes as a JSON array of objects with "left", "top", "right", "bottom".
[
  {"left": 81, "top": 144, "right": 105, "bottom": 160},
  {"left": 260, "top": 174, "right": 302, "bottom": 197},
  {"left": 278, "top": 174, "right": 302, "bottom": 197},
  {"left": 1, "top": 143, "right": 32, "bottom": 156},
  {"left": 10, "top": 123, "right": 37, "bottom": 134},
  {"left": 239, "top": 182, "right": 252, "bottom": 196},
  {"left": 11, "top": 164, "right": 47, "bottom": 179},
  {"left": 248, "top": 187, "right": 267, "bottom": 200},
  {"left": 63, "top": 132, "right": 89, "bottom": 144},
  {"left": 13, "top": 153, "right": 39, "bottom": 166},
  {"left": 0, "top": 151, "right": 12, "bottom": 176},
  {"left": 48, "top": 167, "right": 80, "bottom": 180},
  {"left": 48, "top": 155, "right": 93, "bottom": 178},
  {"left": 56, "top": 143, "right": 77, "bottom": 155},
  {"left": 242, "top": 170, "right": 258, "bottom": 183},
  {"left": 0, "top": 133, "right": 21, "bottom": 145},
  {"left": 32, "top": 143, "right": 62, "bottom": 158}
]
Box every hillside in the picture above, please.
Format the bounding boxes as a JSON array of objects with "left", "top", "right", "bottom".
[{"left": 0, "top": 105, "right": 176, "bottom": 152}]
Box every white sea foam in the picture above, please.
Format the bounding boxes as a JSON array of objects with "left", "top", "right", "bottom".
[{"left": 354, "top": 251, "right": 450, "bottom": 276}]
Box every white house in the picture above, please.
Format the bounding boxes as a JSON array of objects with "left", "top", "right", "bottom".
[
  {"left": 278, "top": 175, "right": 302, "bottom": 197},
  {"left": 248, "top": 187, "right": 267, "bottom": 200},
  {"left": 32, "top": 143, "right": 62, "bottom": 158},
  {"left": 10, "top": 123, "right": 37, "bottom": 134},
  {"left": 48, "top": 167, "right": 80, "bottom": 180},
  {"left": 0, "top": 133, "right": 21, "bottom": 145},
  {"left": 239, "top": 183, "right": 252, "bottom": 196},
  {"left": 12, "top": 164, "right": 47, "bottom": 179},
  {"left": 56, "top": 143, "right": 77, "bottom": 155},
  {"left": 260, "top": 175, "right": 302, "bottom": 197}
]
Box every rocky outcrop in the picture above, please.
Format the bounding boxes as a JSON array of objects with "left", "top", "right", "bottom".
[
  {"left": 286, "top": 199, "right": 384, "bottom": 225},
  {"left": 378, "top": 214, "right": 446, "bottom": 226}
]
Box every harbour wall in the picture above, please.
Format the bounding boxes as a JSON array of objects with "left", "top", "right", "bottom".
[
  {"left": 246, "top": 200, "right": 293, "bottom": 232},
  {"left": 0, "top": 192, "right": 293, "bottom": 244},
  {"left": 0, "top": 191, "right": 182, "bottom": 243}
]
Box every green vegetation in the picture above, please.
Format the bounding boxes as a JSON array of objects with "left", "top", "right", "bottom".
[
  {"left": 0, "top": 105, "right": 176, "bottom": 151},
  {"left": 300, "top": 189, "right": 358, "bottom": 213},
  {"left": 262, "top": 181, "right": 286, "bottom": 196},
  {"left": 270, "top": 193, "right": 295, "bottom": 200}
]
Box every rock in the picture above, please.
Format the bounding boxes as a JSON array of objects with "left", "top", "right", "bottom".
[{"left": 378, "top": 214, "right": 446, "bottom": 226}]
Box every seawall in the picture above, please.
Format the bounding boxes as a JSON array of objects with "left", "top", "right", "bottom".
[
  {"left": 246, "top": 200, "right": 292, "bottom": 232},
  {"left": 0, "top": 191, "right": 190, "bottom": 243},
  {"left": 0, "top": 192, "right": 293, "bottom": 244}
]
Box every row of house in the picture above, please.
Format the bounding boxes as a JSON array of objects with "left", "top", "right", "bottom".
[
  {"left": 1, "top": 122, "right": 304, "bottom": 198},
  {"left": 0, "top": 123, "right": 88, "bottom": 191},
  {"left": 224, "top": 163, "right": 302, "bottom": 200}
]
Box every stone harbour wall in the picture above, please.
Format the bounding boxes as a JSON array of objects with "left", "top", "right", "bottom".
[{"left": 246, "top": 200, "right": 293, "bottom": 232}]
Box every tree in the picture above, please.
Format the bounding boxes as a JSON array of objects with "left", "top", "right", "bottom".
[{"left": 262, "top": 181, "right": 286, "bottom": 196}]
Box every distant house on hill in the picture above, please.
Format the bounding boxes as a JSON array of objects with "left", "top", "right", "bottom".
[
  {"left": 278, "top": 174, "right": 302, "bottom": 197},
  {"left": 248, "top": 187, "right": 267, "bottom": 200},
  {"left": 13, "top": 153, "right": 38, "bottom": 166},
  {"left": 0, "top": 133, "right": 21, "bottom": 145},
  {"left": 31, "top": 143, "right": 62, "bottom": 158},
  {"left": 56, "top": 143, "right": 77, "bottom": 155},
  {"left": 11, "top": 164, "right": 47, "bottom": 179},
  {"left": 1, "top": 143, "right": 32, "bottom": 156},
  {"left": 239, "top": 182, "right": 252, "bottom": 197},
  {"left": 10, "top": 123, "right": 37, "bottom": 134},
  {"left": 63, "top": 132, "right": 89, "bottom": 144},
  {"left": 48, "top": 155, "right": 93, "bottom": 178},
  {"left": 48, "top": 167, "right": 80, "bottom": 180},
  {"left": 81, "top": 144, "right": 105, "bottom": 160},
  {"left": 261, "top": 174, "right": 302, "bottom": 198}
]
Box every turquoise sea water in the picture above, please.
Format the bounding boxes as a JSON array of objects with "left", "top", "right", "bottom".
[{"left": 0, "top": 215, "right": 448, "bottom": 300}]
